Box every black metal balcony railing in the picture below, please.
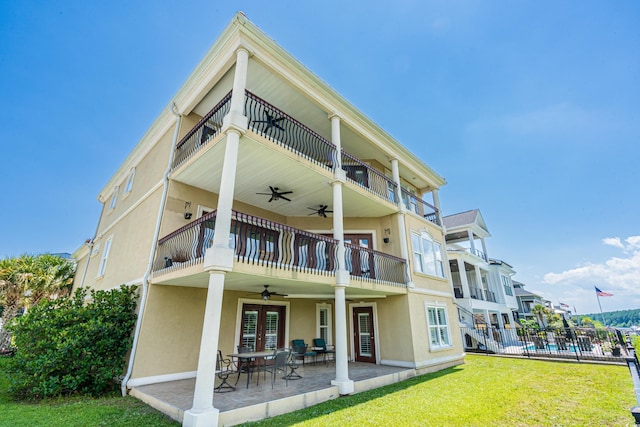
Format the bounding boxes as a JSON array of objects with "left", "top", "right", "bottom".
[
  {"left": 401, "top": 188, "right": 440, "bottom": 225},
  {"left": 468, "top": 286, "right": 497, "bottom": 302},
  {"left": 154, "top": 211, "right": 218, "bottom": 271},
  {"left": 154, "top": 210, "right": 409, "bottom": 287},
  {"left": 244, "top": 91, "right": 337, "bottom": 171},
  {"left": 173, "top": 91, "right": 232, "bottom": 170},
  {"left": 345, "top": 242, "right": 407, "bottom": 286},
  {"left": 155, "top": 210, "right": 339, "bottom": 275},
  {"left": 341, "top": 151, "right": 397, "bottom": 204},
  {"left": 232, "top": 211, "right": 337, "bottom": 274}
]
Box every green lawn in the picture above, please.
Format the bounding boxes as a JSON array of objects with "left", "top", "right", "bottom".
[
  {"left": 0, "top": 357, "right": 179, "bottom": 427},
  {"left": 0, "top": 355, "right": 635, "bottom": 426},
  {"left": 240, "top": 355, "right": 636, "bottom": 427}
]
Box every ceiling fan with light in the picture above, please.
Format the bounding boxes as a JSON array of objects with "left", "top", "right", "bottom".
[
  {"left": 256, "top": 186, "right": 293, "bottom": 202},
  {"left": 307, "top": 204, "right": 332, "bottom": 218},
  {"left": 248, "top": 285, "right": 288, "bottom": 301}
]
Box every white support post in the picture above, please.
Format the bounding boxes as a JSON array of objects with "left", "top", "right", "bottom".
[
  {"left": 432, "top": 188, "right": 443, "bottom": 226},
  {"left": 458, "top": 260, "right": 471, "bottom": 300},
  {"left": 332, "top": 285, "right": 354, "bottom": 394},
  {"left": 183, "top": 272, "right": 226, "bottom": 427},
  {"left": 390, "top": 158, "right": 413, "bottom": 288},
  {"left": 329, "top": 113, "right": 353, "bottom": 395},
  {"left": 223, "top": 47, "right": 250, "bottom": 132}
]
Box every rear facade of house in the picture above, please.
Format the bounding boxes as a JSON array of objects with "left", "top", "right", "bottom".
[{"left": 72, "top": 12, "right": 465, "bottom": 426}]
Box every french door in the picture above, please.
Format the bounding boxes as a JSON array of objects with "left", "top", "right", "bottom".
[
  {"left": 344, "top": 234, "right": 376, "bottom": 279},
  {"left": 353, "top": 306, "right": 376, "bottom": 363},
  {"left": 240, "top": 304, "right": 286, "bottom": 351}
]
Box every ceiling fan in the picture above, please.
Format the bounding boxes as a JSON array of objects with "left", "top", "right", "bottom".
[
  {"left": 256, "top": 186, "right": 293, "bottom": 202},
  {"left": 307, "top": 205, "right": 333, "bottom": 218},
  {"left": 248, "top": 285, "right": 288, "bottom": 301},
  {"left": 253, "top": 111, "right": 285, "bottom": 133}
]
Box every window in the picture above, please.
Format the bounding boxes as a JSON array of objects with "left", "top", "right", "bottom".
[
  {"left": 97, "top": 237, "right": 112, "bottom": 277},
  {"left": 316, "top": 304, "right": 333, "bottom": 344},
  {"left": 124, "top": 168, "right": 136, "bottom": 195},
  {"left": 411, "top": 231, "right": 445, "bottom": 278},
  {"left": 109, "top": 186, "right": 119, "bottom": 210},
  {"left": 426, "top": 305, "right": 451, "bottom": 348},
  {"left": 501, "top": 275, "right": 513, "bottom": 296}
]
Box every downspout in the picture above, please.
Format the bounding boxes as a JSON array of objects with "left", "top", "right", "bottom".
[
  {"left": 77, "top": 204, "right": 106, "bottom": 290},
  {"left": 121, "top": 102, "right": 182, "bottom": 396}
]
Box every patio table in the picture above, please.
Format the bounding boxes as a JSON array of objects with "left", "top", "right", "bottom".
[{"left": 227, "top": 350, "right": 275, "bottom": 389}]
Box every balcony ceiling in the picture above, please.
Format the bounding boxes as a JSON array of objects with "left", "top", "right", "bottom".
[
  {"left": 172, "top": 134, "right": 397, "bottom": 218},
  {"left": 153, "top": 269, "right": 401, "bottom": 300}
]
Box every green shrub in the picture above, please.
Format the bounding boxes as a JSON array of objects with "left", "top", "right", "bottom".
[{"left": 5, "top": 285, "right": 138, "bottom": 398}]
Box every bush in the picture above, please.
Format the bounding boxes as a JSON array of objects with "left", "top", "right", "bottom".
[{"left": 5, "top": 285, "right": 138, "bottom": 398}]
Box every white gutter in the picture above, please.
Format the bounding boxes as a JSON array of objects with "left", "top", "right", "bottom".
[{"left": 121, "top": 103, "right": 182, "bottom": 396}]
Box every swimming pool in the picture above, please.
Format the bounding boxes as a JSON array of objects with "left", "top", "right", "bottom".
[{"left": 525, "top": 343, "right": 580, "bottom": 352}]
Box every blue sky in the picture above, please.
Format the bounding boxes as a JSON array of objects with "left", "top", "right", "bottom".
[{"left": 1, "top": 1, "right": 638, "bottom": 314}]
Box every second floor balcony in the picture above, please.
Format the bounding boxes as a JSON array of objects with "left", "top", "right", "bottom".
[
  {"left": 152, "top": 210, "right": 408, "bottom": 287},
  {"left": 469, "top": 286, "right": 497, "bottom": 303}
]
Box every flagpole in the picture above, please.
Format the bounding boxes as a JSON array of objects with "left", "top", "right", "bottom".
[{"left": 595, "top": 288, "right": 605, "bottom": 326}]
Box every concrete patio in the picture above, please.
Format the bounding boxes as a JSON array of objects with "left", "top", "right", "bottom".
[{"left": 130, "top": 361, "right": 416, "bottom": 425}]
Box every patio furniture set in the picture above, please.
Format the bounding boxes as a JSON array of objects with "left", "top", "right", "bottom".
[{"left": 215, "top": 338, "right": 335, "bottom": 393}]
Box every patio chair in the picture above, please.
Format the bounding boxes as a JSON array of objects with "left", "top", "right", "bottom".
[
  {"left": 291, "top": 339, "right": 317, "bottom": 365},
  {"left": 284, "top": 348, "right": 302, "bottom": 380},
  {"left": 262, "top": 350, "right": 290, "bottom": 388},
  {"left": 214, "top": 350, "right": 236, "bottom": 393},
  {"left": 312, "top": 338, "right": 336, "bottom": 364}
]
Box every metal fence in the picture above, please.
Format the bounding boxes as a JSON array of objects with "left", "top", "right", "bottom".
[{"left": 461, "top": 326, "right": 630, "bottom": 363}]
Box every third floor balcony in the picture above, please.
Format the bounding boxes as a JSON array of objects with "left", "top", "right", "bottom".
[{"left": 169, "top": 90, "right": 440, "bottom": 224}]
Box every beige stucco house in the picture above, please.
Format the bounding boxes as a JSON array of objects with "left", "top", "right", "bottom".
[{"left": 73, "top": 12, "right": 464, "bottom": 427}]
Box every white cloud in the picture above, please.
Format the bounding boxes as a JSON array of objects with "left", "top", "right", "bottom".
[
  {"left": 602, "top": 237, "right": 624, "bottom": 249},
  {"left": 542, "top": 236, "right": 640, "bottom": 312}
]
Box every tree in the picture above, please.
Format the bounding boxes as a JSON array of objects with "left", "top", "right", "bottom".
[
  {"left": 0, "top": 254, "right": 75, "bottom": 351},
  {"left": 531, "top": 304, "right": 550, "bottom": 329},
  {"left": 0, "top": 257, "right": 26, "bottom": 351}
]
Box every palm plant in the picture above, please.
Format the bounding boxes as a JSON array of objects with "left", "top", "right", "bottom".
[
  {"left": 0, "top": 254, "right": 75, "bottom": 350},
  {"left": 531, "top": 304, "right": 550, "bottom": 329}
]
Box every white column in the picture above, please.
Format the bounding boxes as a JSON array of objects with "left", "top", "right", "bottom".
[
  {"left": 223, "top": 47, "right": 250, "bottom": 131},
  {"left": 332, "top": 285, "right": 354, "bottom": 394},
  {"left": 480, "top": 238, "right": 488, "bottom": 261},
  {"left": 431, "top": 189, "right": 443, "bottom": 226},
  {"left": 329, "top": 113, "right": 353, "bottom": 395},
  {"left": 457, "top": 260, "right": 471, "bottom": 299},
  {"left": 468, "top": 230, "right": 476, "bottom": 256},
  {"left": 185, "top": 47, "right": 250, "bottom": 427},
  {"left": 474, "top": 265, "right": 483, "bottom": 299},
  {"left": 183, "top": 272, "right": 225, "bottom": 427},
  {"left": 204, "top": 131, "right": 241, "bottom": 271},
  {"left": 390, "top": 158, "right": 413, "bottom": 288}
]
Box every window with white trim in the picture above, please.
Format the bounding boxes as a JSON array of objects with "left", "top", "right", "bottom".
[
  {"left": 501, "top": 274, "right": 513, "bottom": 296},
  {"left": 316, "top": 304, "right": 333, "bottom": 345},
  {"left": 97, "top": 237, "right": 112, "bottom": 277},
  {"left": 411, "top": 231, "right": 445, "bottom": 278},
  {"left": 426, "top": 305, "right": 451, "bottom": 348},
  {"left": 124, "top": 168, "right": 136, "bottom": 195},
  {"left": 109, "top": 186, "right": 119, "bottom": 210}
]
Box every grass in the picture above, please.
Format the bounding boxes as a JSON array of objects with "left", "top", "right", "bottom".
[
  {"left": 0, "top": 357, "right": 179, "bottom": 427},
  {"left": 0, "top": 355, "right": 635, "bottom": 426},
  {"left": 239, "top": 355, "right": 636, "bottom": 427}
]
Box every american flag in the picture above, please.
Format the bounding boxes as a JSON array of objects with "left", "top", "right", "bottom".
[
  {"left": 559, "top": 303, "right": 570, "bottom": 308},
  {"left": 595, "top": 286, "right": 613, "bottom": 297}
]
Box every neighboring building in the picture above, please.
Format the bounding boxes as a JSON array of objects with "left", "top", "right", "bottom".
[
  {"left": 443, "top": 209, "right": 519, "bottom": 332},
  {"left": 513, "top": 280, "right": 546, "bottom": 320},
  {"left": 72, "top": 12, "right": 464, "bottom": 426}
]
